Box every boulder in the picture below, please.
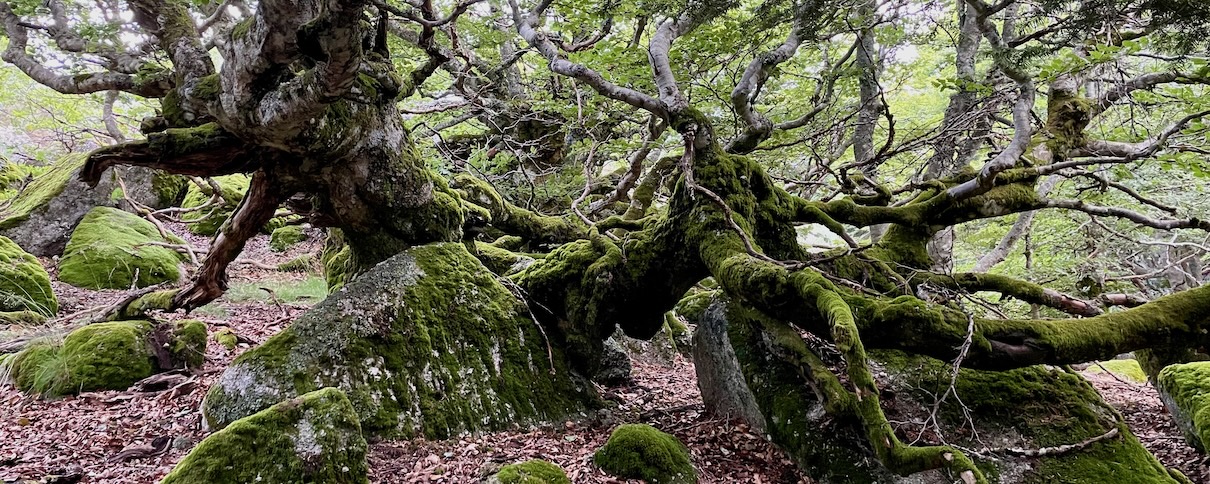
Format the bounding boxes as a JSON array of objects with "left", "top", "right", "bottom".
[
  {"left": 201, "top": 242, "right": 595, "bottom": 438},
  {"left": 690, "top": 302, "right": 764, "bottom": 431},
  {"left": 486, "top": 460, "right": 571, "bottom": 484},
  {"left": 58, "top": 207, "right": 186, "bottom": 289},
  {"left": 161, "top": 387, "right": 368, "bottom": 484},
  {"left": 592, "top": 335, "right": 632, "bottom": 385},
  {"left": 593, "top": 424, "right": 696, "bottom": 484},
  {"left": 269, "top": 225, "right": 306, "bottom": 252},
  {"left": 1157, "top": 362, "right": 1210, "bottom": 452},
  {"left": 180, "top": 174, "right": 249, "bottom": 235},
  {"left": 697, "top": 296, "right": 1182, "bottom": 483},
  {"left": 0, "top": 154, "right": 177, "bottom": 256},
  {"left": 4, "top": 319, "right": 205, "bottom": 395},
  {"left": 0, "top": 235, "right": 57, "bottom": 316}
]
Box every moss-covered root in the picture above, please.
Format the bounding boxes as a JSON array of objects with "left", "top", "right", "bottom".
[
  {"left": 488, "top": 460, "right": 571, "bottom": 484},
  {"left": 815, "top": 289, "right": 985, "bottom": 483},
  {"left": 594, "top": 424, "right": 697, "bottom": 484},
  {"left": 0, "top": 235, "right": 57, "bottom": 316},
  {"left": 161, "top": 387, "right": 369, "bottom": 484}
]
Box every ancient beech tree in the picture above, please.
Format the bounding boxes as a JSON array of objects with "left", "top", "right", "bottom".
[{"left": 5, "top": 0, "right": 1210, "bottom": 482}]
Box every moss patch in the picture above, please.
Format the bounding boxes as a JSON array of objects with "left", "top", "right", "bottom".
[
  {"left": 181, "top": 175, "right": 250, "bottom": 236},
  {"left": 58, "top": 207, "right": 186, "bottom": 289},
  {"left": 162, "top": 387, "right": 368, "bottom": 484},
  {"left": 492, "top": 460, "right": 570, "bottom": 484},
  {"left": 5, "top": 319, "right": 206, "bottom": 396},
  {"left": 594, "top": 424, "right": 696, "bottom": 483},
  {"left": 214, "top": 327, "right": 238, "bottom": 350},
  {"left": 269, "top": 225, "right": 306, "bottom": 252},
  {"left": 1157, "top": 362, "right": 1210, "bottom": 452},
  {"left": 1087, "top": 359, "right": 1148, "bottom": 383},
  {"left": 202, "top": 243, "right": 595, "bottom": 438},
  {"left": 0, "top": 235, "right": 57, "bottom": 316},
  {"left": 0, "top": 153, "right": 87, "bottom": 231}
]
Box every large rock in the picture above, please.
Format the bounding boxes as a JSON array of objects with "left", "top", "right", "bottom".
[
  {"left": 202, "top": 242, "right": 595, "bottom": 438},
  {"left": 697, "top": 296, "right": 1181, "bottom": 483},
  {"left": 4, "top": 319, "right": 205, "bottom": 395},
  {"left": 0, "top": 154, "right": 180, "bottom": 256},
  {"left": 689, "top": 302, "right": 763, "bottom": 431},
  {"left": 487, "top": 460, "right": 571, "bottom": 484},
  {"left": 162, "top": 387, "right": 368, "bottom": 484},
  {"left": 58, "top": 207, "right": 186, "bottom": 289},
  {"left": 0, "top": 235, "right": 57, "bottom": 316},
  {"left": 1157, "top": 362, "right": 1210, "bottom": 451}
]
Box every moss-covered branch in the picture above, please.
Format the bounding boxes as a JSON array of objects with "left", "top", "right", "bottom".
[
  {"left": 918, "top": 272, "right": 1102, "bottom": 317},
  {"left": 450, "top": 173, "right": 589, "bottom": 247}
]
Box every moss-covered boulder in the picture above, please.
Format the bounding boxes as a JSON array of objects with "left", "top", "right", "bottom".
[
  {"left": 3, "top": 319, "right": 205, "bottom": 395},
  {"left": 162, "top": 387, "right": 368, "bottom": 484},
  {"left": 58, "top": 207, "right": 186, "bottom": 289},
  {"left": 201, "top": 242, "right": 595, "bottom": 438},
  {"left": 181, "top": 174, "right": 249, "bottom": 236},
  {"left": 269, "top": 225, "right": 306, "bottom": 252},
  {"left": 699, "top": 296, "right": 1182, "bottom": 484},
  {"left": 594, "top": 424, "right": 696, "bottom": 483},
  {"left": 1157, "top": 362, "right": 1210, "bottom": 452},
  {"left": 487, "top": 460, "right": 571, "bottom": 484},
  {"left": 0, "top": 154, "right": 173, "bottom": 256},
  {"left": 1087, "top": 359, "right": 1148, "bottom": 383},
  {"left": 0, "top": 235, "right": 57, "bottom": 316}
]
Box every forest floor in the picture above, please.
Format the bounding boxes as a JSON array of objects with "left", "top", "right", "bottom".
[{"left": 0, "top": 228, "right": 1206, "bottom": 483}]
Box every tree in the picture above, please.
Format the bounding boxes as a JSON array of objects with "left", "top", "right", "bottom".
[{"left": 4, "top": 0, "right": 1210, "bottom": 482}]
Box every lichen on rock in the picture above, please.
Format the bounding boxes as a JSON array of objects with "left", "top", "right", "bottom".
[
  {"left": 58, "top": 207, "right": 186, "bottom": 290},
  {"left": 0, "top": 235, "right": 57, "bottom": 316},
  {"left": 201, "top": 242, "right": 595, "bottom": 438},
  {"left": 593, "top": 423, "right": 697, "bottom": 484},
  {"left": 161, "top": 387, "right": 369, "bottom": 484}
]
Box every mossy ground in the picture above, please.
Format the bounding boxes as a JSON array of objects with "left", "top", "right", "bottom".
[
  {"left": 493, "top": 460, "right": 571, "bottom": 484},
  {"left": 162, "top": 387, "right": 369, "bottom": 484},
  {"left": 58, "top": 207, "right": 186, "bottom": 289},
  {"left": 0, "top": 235, "right": 57, "bottom": 316},
  {"left": 593, "top": 424, "right": 696, "bottom": 483}
]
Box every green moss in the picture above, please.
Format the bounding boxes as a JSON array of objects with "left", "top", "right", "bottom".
[
  {"left": 278, "top": 254, "right": 317, "bottom": 273},
  {"left": 0, "top": 153, "right": 87, "bottom": 230},
  {"left": 181, "top": 175, "right": 250, "bottom": 236},
  {"left": 58, "top": 207, "right": 186, "bottom": 289},
  {"left": 172, "top": 320, "right": 208, "bottom": 369},
  {"left": 61, "top": 320, "right": 156, "bottom": 392},
  {"left": 0, "top": 310, "right": 46, "bottom": 325},
  {"left": 8, "top": 343, "right": 70, "bottom": 395},
  {"left": 202, "top": 243, "right": 594, "bottom": 438},
  {"left": 162, "top": 387, "right": 369, "bottom": 484},
  {"left": 214, "top": 327, "right": 238, "bottom": 350},
  {"left": 673, "top": 289, "right": 716, "bottom": 324},
  {"left": 1158, "top": 362, "right": 1210, "bottom": 452},
  {"left": 269, "top": 225, "right": 306, "bottom": 252},
  {"left": 150, "top": 172, "right": 188, "bottom": 208},
  {"left": 0, "top": 235, "right": 57, "bottom": 316},
  {"left": 593, "top": 424, "right": 696, "bottom": 484},
  {"left": 1087, "top": 359, "right": 1148, "bottom": 383},
  {"left": 494, "top": 460, "right": 570, "bottom": 484},
  {"left": 321, "top": 229, "right": 353, "bottom": 292}
]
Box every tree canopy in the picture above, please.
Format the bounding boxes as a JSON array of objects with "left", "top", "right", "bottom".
[{"left": 3, "top": 0, "right": 1210, "bottom": 482}]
